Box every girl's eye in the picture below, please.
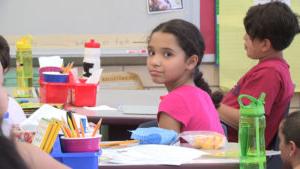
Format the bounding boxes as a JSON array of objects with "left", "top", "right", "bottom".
[
  {"left": 148, "top": 50, "right": 155, "bottom": 57},
  {"left": 163, "top": 52, "right": 173, "bottom": 58}
]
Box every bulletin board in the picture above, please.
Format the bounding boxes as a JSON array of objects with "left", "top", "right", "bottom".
[{"left": 219, "top": 0, "right": 300, "bottom": 92}]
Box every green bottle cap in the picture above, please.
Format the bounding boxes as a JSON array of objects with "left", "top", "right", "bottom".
[{"left": 238, "top": 93, "right": 266, "bottom": 117}]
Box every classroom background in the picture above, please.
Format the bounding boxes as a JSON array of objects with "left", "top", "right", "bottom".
[{"left": 1, "top": 0, "right": 299, "bottom": 113}]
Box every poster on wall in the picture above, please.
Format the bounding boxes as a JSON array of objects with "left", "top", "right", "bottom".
[{"left": 147, "top": 0, "right": 183, "bottom": 14}]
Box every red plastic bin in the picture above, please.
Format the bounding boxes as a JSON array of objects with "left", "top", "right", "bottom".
[
  {"left": 71, "top": 83, "right": 98, "bottom": 107},
  {"left": 40, "top": 81, "right": 70, "bottom": 104}
]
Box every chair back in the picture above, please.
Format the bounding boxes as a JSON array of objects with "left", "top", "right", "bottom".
[{"left": 267, "top": 102, "right": 290, "bottom": 169}]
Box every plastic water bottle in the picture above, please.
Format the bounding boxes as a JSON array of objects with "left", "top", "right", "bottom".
[
  {"left": 16, "top": 36, "right": 33, "bottom": 97},
  {"left": 238, "top": 93, "right": 266, "bottom": 169},
  {"left": 1, "top": 112, "right": 11, "bottom": 137},
  {"left": 82, "top": 39, "right": 101, "bottom": 78}
]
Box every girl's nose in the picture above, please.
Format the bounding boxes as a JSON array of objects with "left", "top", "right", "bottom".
[{"left": 150, "top": 56, "right": 161, "bottom": 67}]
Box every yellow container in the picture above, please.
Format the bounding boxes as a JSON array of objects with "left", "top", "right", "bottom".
[{"left": 15, "top": 36, "right": 33, "bottom": 97}]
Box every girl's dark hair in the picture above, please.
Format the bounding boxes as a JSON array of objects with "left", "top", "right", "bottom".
[
  {"left": 148, "top": 19, "right": 222, "bottom": 108},
  {"left": 282, "top": 111, "right": 300, "bottom": 148},
  {"left": 0, "top": 35, "right": 10, "bottom": 70},
  {"left": 0, "top": 119, "right": 29, "bottom": 169},
  {"left": 244, "top": 1, "right": 300, "bottom": 51}
]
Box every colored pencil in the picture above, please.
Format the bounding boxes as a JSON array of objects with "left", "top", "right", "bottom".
[{"left": 92, "top": 118, "right": 102, "bottom": 137}]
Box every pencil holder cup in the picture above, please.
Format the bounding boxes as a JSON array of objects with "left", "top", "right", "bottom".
[
  {"left": 51, "top": 137, "right": 101, "bottom": 169},
  {"left": 60, "top": 135, "right": 101, "bottom": 153}
]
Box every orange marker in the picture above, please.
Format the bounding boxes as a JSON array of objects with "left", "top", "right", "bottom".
[{"left": 92, "top": 118, "right": 102, "bottom": 137}]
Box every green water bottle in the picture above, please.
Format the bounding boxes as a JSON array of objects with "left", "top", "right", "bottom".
[
  {"left": 238, "top": 93, "right": 266, "bottom": 169},
  {"left": 15, "top": 36, "right": 33, "bottom": 97}
]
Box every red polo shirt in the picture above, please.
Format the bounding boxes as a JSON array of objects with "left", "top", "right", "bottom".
[{"left": 222, "top": 57, "right": 294, "bottom": 149}]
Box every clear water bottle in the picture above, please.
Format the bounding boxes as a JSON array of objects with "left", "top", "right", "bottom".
[
  {"left": 238, "top": 93, "right": 266, "bottom": 169},
  {"left": 15, "top": 36, "right": 33, "bottom": 97},
  {"left": 82, "top": 39, "right": 101, "bottom": 78}
]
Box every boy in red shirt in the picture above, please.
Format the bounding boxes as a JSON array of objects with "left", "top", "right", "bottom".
[{"left": 218, "top": 2, "right": 300, "bottom": 149}]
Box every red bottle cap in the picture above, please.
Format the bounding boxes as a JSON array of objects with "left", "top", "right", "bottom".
[{"left": 85, "top": 39, "right": 100, "bottom": 48}]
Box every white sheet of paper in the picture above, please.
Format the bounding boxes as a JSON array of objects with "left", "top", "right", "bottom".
[
  {"left": 20, "top": 104, "right": 87, "bottom": 131},
  {"left": 38, "top": 56, "right": 63, "bottom": 68},
  {"left": 83, "top": 105, "right": 117, "bottom": 111},
  {"left": 118, "top": 105, "right": 158, "bottom": 115},
  {"left": 101, "top": 144, "right": 207, "bottom": 165}
]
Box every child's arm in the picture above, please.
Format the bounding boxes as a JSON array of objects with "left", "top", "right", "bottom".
[
  {"left": 16, "top": 141, "right": 70, "bottom": 169},
  {"left": 218, "top": 103, "right": 240, "bottom": 130},
  {"left": 158, "top": 112, "right": 181, "bottom": 133}
]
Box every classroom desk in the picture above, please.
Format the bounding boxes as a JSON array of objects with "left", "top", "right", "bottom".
[
  {"left": 70, "top": 89, "right": 166, "bottom": 125},
  {"left": 99, "top": 142, "right": 280, "bottom": 169},
  {"left": 99, "top": 143, "right": 241, "bottom": 169},
  {"left": 100, "top": 163, "right": 238, "bottom": 169}
]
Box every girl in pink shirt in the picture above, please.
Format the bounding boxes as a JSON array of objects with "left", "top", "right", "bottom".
[{"left": 147, "top": 19, "right": 224, "bottom": 135}]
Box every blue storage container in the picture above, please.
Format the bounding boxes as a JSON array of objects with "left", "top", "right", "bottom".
[{"left": 50, "top": 137, "right": 101, "bottom": 169}]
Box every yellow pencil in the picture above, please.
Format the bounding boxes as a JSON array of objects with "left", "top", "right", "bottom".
[
  {"left": 71, "top": 113, "right": 80, "bottom": 137},
  {"left": 67, "top": 116, "right": 76, "bottom": 137},
  {"left": 92, "top": 118, "right": 102, "bottom": 137}
]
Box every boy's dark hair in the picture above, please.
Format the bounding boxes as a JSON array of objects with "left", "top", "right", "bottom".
[
  {"left": 0, "top": 122, "right": 29, "bottom": 169},
  {"left": 148, "top": 19, "right": 222, "bottom": 108},
  {"left": 244, "top": 1, "right": 300, "bottom": 51},
  {"left": 282, "top": 111, "right": 300, "bottom": 148},
  {"left": 0, "top": 35, "right": 10, "bottom": 70}
]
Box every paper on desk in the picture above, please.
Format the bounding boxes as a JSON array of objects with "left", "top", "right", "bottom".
[
  {"left": 20, "top": 104, "right": 87, "bottom": 131},
  {"left": 118, "top": 105, "right": 158, "bottom": 115},
  {"left": 83, "top": 105, "right": 117, "bottom": 111},
  {"left": 38, "top": 56, "right": 63, "bottom": 68},
  {"left": 101, "top": 144, "right": 207, "bottom": 165}
]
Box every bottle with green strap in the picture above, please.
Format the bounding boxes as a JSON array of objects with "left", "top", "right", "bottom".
[
  {"left": 15, "top": 36, "right": 33, "bottom": 97},
  {"left": 238, "top": 93, "right": 266, "bottom": 169}
]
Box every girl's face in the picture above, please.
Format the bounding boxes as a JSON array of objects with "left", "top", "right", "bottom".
[
  {"left": 0, "top": 64, "right": 8, "bottom": 115},
  {"left": 147, "top": 32, "right": 195, "bottom": 90},
  {"left": 243, "top": 33, "right": 265, "bottom": 60},
  {"left": 279, "top": 122, "right": 292, "bottom": 169},
  {"left": 0, "top": 86, "right": 8, "bottom": 116}
]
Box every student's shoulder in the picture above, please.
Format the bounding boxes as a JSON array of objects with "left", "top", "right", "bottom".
[{"left": 167, "top": 85, "right": 208, "bottom": 100}]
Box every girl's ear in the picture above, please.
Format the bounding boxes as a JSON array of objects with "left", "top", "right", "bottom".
[{"left": 186, "top": 55, "right": 198, "bottom": 70}]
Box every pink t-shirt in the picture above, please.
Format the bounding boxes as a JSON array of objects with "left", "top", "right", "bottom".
[
  {"left": 158, "top": 85, "right": 224, "bottom": 135},
  {"left": 222, "top": 57, "right": 294, "bottom": 149}
]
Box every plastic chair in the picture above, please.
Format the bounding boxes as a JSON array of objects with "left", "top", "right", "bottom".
[
  {"left": 267, "top": 103, "right": 290, "bottom": 169},
  {"left": 221, "top": 121, "right": 228, "bottom": 137}
]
